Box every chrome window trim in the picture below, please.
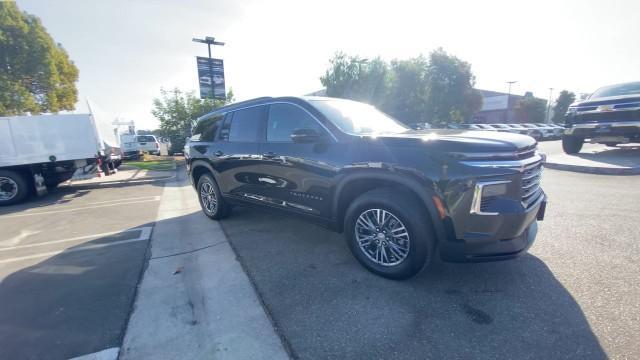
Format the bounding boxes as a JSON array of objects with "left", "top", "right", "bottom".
[
  {"left": 470, "top": 180, "right": 511, "bottom": 216},
  {"left": 200, "top": 101, "right": 339, "bottom": 142}
]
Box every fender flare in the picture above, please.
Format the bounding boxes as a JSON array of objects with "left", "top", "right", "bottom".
[
  {"left": 331, "top": 170, "right": 448, "bottom": 244},
  {"left": 189, "top": 159, "right": 219, "bottom": 185}
]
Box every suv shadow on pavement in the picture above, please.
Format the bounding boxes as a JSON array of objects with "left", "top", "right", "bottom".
[{"left": 220, "top": 206, "right": 607, "bottom": 360}]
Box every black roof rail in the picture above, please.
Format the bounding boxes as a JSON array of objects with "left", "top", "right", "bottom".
[{"left": 197, "top": 96, "right": 274, "bottom": 121}]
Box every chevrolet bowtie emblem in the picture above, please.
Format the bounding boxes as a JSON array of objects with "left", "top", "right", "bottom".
[{"left": 597, "top": 104, "right": 614, "bottom": 112}]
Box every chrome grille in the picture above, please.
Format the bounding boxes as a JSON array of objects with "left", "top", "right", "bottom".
[{"left": 521, "top": 159, "right": 543, "bottom": 209}]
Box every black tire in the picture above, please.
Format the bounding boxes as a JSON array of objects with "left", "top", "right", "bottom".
[
  {"left": 344, "top": 188, "right": 435, "bottom": 280},
  {"left": 604, "top": 142, "right": 619, "bottom": 147},
  {"left": 530, "top": 131, "right": 542, "bottom": 141},
  {"left": 196, "top": 173, "right": 231, "bottom": 220},
  {"left": 562, "top": 135, "right": 584, "bottom": 154},
  {"left": 0, "top": 169, "right": 31, "bottom": 206}
]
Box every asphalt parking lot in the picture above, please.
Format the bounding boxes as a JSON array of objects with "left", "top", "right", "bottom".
[
  {"left": 1, "top": 144, "right": 638, "bottom": 359},
  {"left": 221, "top": 167, "right": 640, "bottom": 359},
  {"left": 0, "top": 179, "right": 165, "bottom": 359}
]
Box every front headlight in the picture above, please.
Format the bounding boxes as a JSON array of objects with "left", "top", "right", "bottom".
[{"left": 566, "top": 107, "right": 577, "bottom": 115}]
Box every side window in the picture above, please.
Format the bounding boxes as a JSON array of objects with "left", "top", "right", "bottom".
[
  {"left": 267, "top": 103, "right": 324, "bottom": 142},
  {"left": 227, "top": 106, "right": 265, "bottom": 143},
  {"left": 191, "top": 114, "right": 223, "bottom": 142},
  {"left": 218, "top": 113, "right": 232, "bottom": 141}
]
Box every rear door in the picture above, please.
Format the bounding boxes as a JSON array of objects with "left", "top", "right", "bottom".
[{"left": 210, "top": 105, "right": 266, "bottom": 198}]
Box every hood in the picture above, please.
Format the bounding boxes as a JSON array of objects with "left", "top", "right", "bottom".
[
  {"left": 572, "top": 94, "right": 640, "bottom": 107},
  {"left": 361, "top": 129, "right": 536, "bottom": 155}
]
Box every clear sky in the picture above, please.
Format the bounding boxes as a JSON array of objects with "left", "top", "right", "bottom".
[{"left": 16, "top": 0, "right": 640, "bottom": 129}]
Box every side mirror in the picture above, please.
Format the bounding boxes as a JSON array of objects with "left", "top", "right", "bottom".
[{"left": 290, "top": 128, "right": 323, "bottom": 143}]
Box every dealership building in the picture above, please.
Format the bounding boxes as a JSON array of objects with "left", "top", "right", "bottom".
[{"left": 471, "top": 89, "right": 547, "bottom": 124}]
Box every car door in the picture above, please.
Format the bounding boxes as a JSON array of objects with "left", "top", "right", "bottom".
[
  {"left": 256, "top": 102, "right": 345, "bottom": 218},
  {"left": 204, "top": 106, "right": 265, "bottom": 198}
]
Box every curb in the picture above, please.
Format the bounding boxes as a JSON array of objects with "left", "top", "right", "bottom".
[{"left": 545, "top": 162, "right": 640, "bottom": 175}]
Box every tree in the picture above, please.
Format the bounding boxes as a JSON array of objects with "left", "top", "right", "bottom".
[
  {"left": 514, "top": 94, "right": 547, "bottom": 123},
  {"left": 552, "top": 90, "right": 576, "bottom": 123},
  {"left": 151, "top": 88, "right": 233, "bottom": 153},
  {"left": 0, "top": 2, "right": 79, "bottom": 116},
  {"left": 422, "top": 48, "right": 482, "bottom": 127},
  {"left": 385, "top": 56, "right": 430, "bottom": 126},
  {"left": 320, "top": 49, "right": 482, "bottom": 127},
  {"left": 320, "top": 52, "right": 390, "bottom": 108}
]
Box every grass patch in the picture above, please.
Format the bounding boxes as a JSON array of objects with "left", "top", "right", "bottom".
[{"left": 125, "top": 160, "right": 176, "bottom": 171}]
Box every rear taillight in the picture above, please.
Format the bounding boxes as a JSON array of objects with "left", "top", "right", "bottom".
[{"left": 155, "top": 143, "right": 159, "bottom": 148}]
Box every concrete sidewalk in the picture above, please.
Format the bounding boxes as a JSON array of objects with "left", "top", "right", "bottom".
[
  {"left": 545, "top": 144, "right": 640, "bottom": 175},
  {"left": 119, "top": 171, "right": 289, "bottom": 359}
]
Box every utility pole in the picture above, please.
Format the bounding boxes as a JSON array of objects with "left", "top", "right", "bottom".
[
  {"left": 546, "top": 87, "right": 554, "bottom": 123},
  {"left": 506, "top": 81, "right": 517, "bottom": 122},
  {"left": 192, "top": 36, "right": 225, "bottom": 100}
]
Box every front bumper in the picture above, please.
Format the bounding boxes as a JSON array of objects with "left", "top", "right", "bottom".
[
  {"left": 565, "top": 121, "right": 640, "bottom": 138},
  {"left": 440, "top": 192, "right": 546, "bottom": 263}
]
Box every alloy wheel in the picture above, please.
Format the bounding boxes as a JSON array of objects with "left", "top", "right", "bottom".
[
  {"left": 355, "top": 208, "right": 410, "bottom": 266},
  {"left": 200, "top": 180, "right": 218, "bottom": 214}
]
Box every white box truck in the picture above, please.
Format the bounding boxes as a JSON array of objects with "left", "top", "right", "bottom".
[{"left": 0, "top": 112, "right": 121, "bottom": 205}]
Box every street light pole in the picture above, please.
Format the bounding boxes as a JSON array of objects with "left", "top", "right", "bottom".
[
  {"left": 506, "top": 81, "right": 517, "bottom": 122},
  {"left": 192, "top": 36, "right": 225, "bottom": 100},
  {"left": 546, "top": 87, "right": 554, "bottom": 123}
]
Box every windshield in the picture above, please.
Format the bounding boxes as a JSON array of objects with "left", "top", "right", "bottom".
[
  {"left": 590, "top": 82, "right": 640, "bottom": 99},
  {"left": 310, "top": 99, "right": 408, "bottom": 135}
]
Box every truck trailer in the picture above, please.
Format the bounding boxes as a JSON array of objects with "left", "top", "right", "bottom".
[{"left": 0, "top": 112, "right": 121, "bottom": 205}]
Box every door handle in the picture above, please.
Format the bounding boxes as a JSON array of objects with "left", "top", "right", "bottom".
[
  {"left": 213, "top": 150, "right": 224, "bottom": 157},
  {"left": 262, "top": 152, "right": 277, "bottom": 159}
]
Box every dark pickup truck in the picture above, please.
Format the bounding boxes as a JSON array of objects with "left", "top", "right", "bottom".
[
  {"left": 563, "top": 81, "right": 640, "bottom": 154},
  {"left": 185, "top": 96, "right": 546, "bottom": 279}
]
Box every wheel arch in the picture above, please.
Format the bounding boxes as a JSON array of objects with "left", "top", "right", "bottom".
[
  {"left": 332, "top": 170, "right": 447, "bottom": 245},
  {"left": 189, "top": 159, "right": 219, "bottom": 187}
]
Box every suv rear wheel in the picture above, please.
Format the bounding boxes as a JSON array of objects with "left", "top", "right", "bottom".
[
  {"left": 197, "top": 173, "right": 231, "bottom": 220},
  {"left": 344, "top": 188, "right": 434, "bottom": 280},
  {"left": 562, "top": 135, "right": 584, "bottom": 154}
]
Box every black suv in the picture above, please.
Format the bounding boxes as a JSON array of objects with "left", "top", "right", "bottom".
[
  {"left": 185, "top": 97, "right": 546, "bottom": 279},
  {"left": 563, "top": 81, "right": 640, "bottom": 153}
]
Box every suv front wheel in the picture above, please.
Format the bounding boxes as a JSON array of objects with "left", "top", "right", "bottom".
[{"left": 344, "top": 188, "right": 435, "bottom": 280}]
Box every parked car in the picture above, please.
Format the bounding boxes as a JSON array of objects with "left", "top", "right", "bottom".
[
  {"left": 505, "top": 124, "right": 531, "bottom": 136},
  {"left": 488, "top": 123, "right": 517, "bottom": 133},
  {"left": 563, "top": 81, "right": 640, "bottom": 153},
  {"left": 474, "top": 124, "right": 498, "bottom": 131},
  {"left": 519, "top": 124, "right": 545, "bottom": 140},
  {"left": 136, "top": 135, "right": 161, "bottom": 155},
  {"left": 120, "top": 134, "right": 142, "bottom": 160},
  {"left": 185, "top": 96, "right": 546, "bottom": 279},
  {"left": 535, "top": 123, "right": 563, "bottom": 139}
]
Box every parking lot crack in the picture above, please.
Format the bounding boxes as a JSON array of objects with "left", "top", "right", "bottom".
[{"left": 149, "top": 240, "right": 228, "bottom": 260}]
